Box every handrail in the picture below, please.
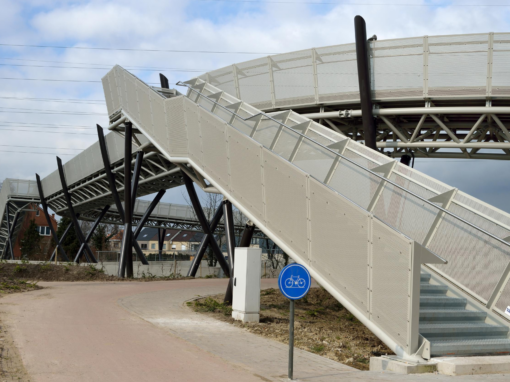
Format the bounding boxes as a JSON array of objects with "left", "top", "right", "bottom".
[{"left": 177, "top": 81, "right": 510, "bottom": 251}]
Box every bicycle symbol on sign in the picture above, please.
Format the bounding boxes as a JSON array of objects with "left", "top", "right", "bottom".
[{"left": 284, "top": 275, "right": 306, "bottom": 289}]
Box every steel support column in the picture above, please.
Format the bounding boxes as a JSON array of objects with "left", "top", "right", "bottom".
[
  {"left": 187, "top": 203, "right": 224, "bottom": 277},
  {"left": 181, "top": 170, "right": 230, "bottom": 277},
  {"left": 119, "top": 122, "right": 133, "bottom": 278},
  {"left": 74, "top": 205, "right": 110, "bottom": 263},
  {"left": 158, "top": 228, "right": 166, "bottom": 261},
  {"left": 354, "top": 15, "right": 377, "bottom": 150},
  {"left": 132, "top": 189, "right": 166, "bottom": 239},
  {"left": 97, "top": 124, "right": 149, "bottom": 266},
  {"left": 223, "top": 199, "right": 236, "bottom": 305},
  {"left": 239, "top": 221, "right": 255, "bottom": 247},
  {"left": 36, "top": 173, "right": 70, "bottom": 262},
  {"left": 49, "top": 221, "right": 74, "bottom": 262},
  {"left": 55, "top": 158, "right": 97, "bottom": 263}
]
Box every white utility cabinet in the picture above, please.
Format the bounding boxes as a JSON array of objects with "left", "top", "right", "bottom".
[{"left": 232, "top": 247, "right": 262, "bottom": 323}]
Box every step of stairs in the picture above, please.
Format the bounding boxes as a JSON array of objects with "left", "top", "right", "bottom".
[
  {"left": 420, "top": 323, "right": 509, "bottom": 340},
  {"left": 430, "top": 338, "right": 510, "bottom": 356},
  {"left": 420, "top": 295, "right": 467, "bottom": 308},
  {"left": 420, "top": 309, "right": 487, "bottom": 322},
  {"left": 419, "top": 270, "right": 510, "bottom": 358}
]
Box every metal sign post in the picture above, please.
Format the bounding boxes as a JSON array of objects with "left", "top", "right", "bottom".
[{"left": 278, "top": 263, "right": 311, "bottom": 381}]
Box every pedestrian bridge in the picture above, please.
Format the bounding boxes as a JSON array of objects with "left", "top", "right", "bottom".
[{"left": 2, "top": 32, "right": 510, "bottom": 361}]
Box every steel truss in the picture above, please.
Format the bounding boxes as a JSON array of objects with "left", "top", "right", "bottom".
[{"left": 299, "top": 103, "right": 510, "bottom": 160}]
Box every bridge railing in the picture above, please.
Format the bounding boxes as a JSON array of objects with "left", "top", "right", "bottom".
[{"left": 178, "top": 79, "right": 510, "bottom": 321}]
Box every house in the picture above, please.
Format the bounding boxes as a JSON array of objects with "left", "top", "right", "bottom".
[{"left": 13, "top": 203, "right": 58, "bottom": 259}]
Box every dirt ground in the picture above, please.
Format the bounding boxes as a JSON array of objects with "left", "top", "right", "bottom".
[
  {"left": 191, "top": 287, "right": 393, "bottom": 371},
  {"left": 0, "top": 262, "right": 191, "bottom": 282}
]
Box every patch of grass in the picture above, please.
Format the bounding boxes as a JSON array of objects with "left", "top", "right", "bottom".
[
  {"left": 311, "top": 344, "right": 325, "bottom": 353},
  {"left": 13, "top": 265, "right": 25, "bottom": 273},
  {"left": 305, "top": 307, "right": 324, "bottom": 317},
  {"left": 204, "top": 274, "right": 217, "bottom": 279},
  {"left": 40, "top": 263, "right": 51, "bottom": 271},
  {"left": 357, "top": 357, "right": 369, "bottom": 364},
  {"left": 261, "top": 289, "right": 276, "bottom": 296},
  {"left": 193, "top": 297, "right": 232, "bottom": 316}
]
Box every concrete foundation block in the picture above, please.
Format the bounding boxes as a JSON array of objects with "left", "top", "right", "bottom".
[
  {"left": 232, "top": 311, "right": 260, "bottom": 323},
  {"left": 435, "top": 356, "right": 510, "bottom": 376},
  {"left": 369, "top": 357, "right": 437, "bottom": 374}
]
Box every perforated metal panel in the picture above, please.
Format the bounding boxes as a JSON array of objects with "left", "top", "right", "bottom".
[
  {"left": 309, "top": 179, "right": 370, "bottom": 315},
  {"left": 199, "top": 109, "right": 231, "bottom": 192},
  {"left": 236, "top": 57, "right": 272, "bottom": 110},
  {"left": 149, "top": 91, "right": 166, "bottom": 145},
  {"left": 101, "top": 75, "right": 114, "bottom": 116},
  {"left": 124, "top": 74, "right": 139, "bottom": 122},
  {"left": 272, "top": 49, "right": 315, "bottom": 108},
  {"left": 228, "top": 127, "right": 265, "bottom": 222},
  {"left": 371, "top": 37, "right": 423, "bottom": 100},
  {"left": 252, "top": 119, "right": 281, "bottom": 148},
  {"left": 292, "top": 140, "right": 336, "bottom": 182},
  {"left": 429, "top": 209, "right": 510, "bottom": 303},
  {"left": 371, "top": 219, "right": 412, "bottom": 351},
  {"left": 184, "top": 100, "right": 203, "bottom": 166},
  {"left": 137, "top": 84, "right": 153, "bottom": 136},
  {"left": 263, "top": 149, "right": 308, "bottom": 260},
  {"left": 165, "top": 97, "right": 188, "bottom": 157},
  {"left": 373, "top": 174, "right": 438, "bottom": 244}
]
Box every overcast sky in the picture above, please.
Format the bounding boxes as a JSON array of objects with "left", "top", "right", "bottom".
[{"left": 1, "top": 0, "right": 510, "bottom": 212}]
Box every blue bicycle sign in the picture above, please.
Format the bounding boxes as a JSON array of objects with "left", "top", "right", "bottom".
[{"left": 278, "top": 263, "right": 311, "bottom": 300}]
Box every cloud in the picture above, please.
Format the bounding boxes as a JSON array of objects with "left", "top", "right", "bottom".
[{"left": 0, "top": 0, "right": 509, "bottom": 211}]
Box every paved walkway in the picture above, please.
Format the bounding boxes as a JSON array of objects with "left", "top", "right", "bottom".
[{"left": 0, "top": 279, "right": 508, "bottom": 381}]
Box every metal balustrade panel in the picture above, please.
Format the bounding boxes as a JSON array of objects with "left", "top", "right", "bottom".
[
  {"left": 292, "top": 140, "right": 336, "bottom": 183},
  {"left": 138, "top": 84, "right": 154, "bottom": 137},
  {"left": 272, "top": 128, "right": 300, "bottom": 161},
  {"left": 272, "top": 49, "right": 315, "bottom": 108},
  {"left": 328, "top": 159, "right": 380, "bottom": 210},
  {"left": 236, "top": 57, "right": 272, "bottom": 110},
  {"left": 429, "top": 210, "right": 510, "bottom": 303},
  {"left": 184, "top": 101, "right": 203, "bottom": 167},
  {"left": 149, "top": 91, "right": 166, "bottom": 145},
  {"left": 165, "top": 97, "right": 188, "bottom": 157},
  {"left": 315, "top": 43, "right": 359, "bottom": 104},
  {"left": 373, "top": 176, "right": 438, "bottom": 245},
  {"left": 199, "top": 109, "right": 231, "bottom": 192},
  {"left": 428, "top": 34, "right": 489, "bottom": 97},
  {"left": 200, "top": 66, "right": 237, "bottom": 97},
  {"left": 309, "top": 179, "right": 370, "bottom": 316},
  {"left": 228, "top": 127, "right": 265, "bottom": 223},
  {"left": 493, "top": 33, "right": 510, "bottom": 96},
  {"left": 102, "top": 74, "right": 115, "bottom": 116},
  {"left": 263, "top": 149, "right": 308, "bottom": 260},
  {"left": 371, "top": 218, "right": 412, "bottom": 352},
  {"left": 124, "top": 73, "right": 140, "bottom": 123},
  {"left": 496, "top": 278, "right": 510, "bottom": 314},
  {"left": 252, "top": 119, "right": 281, "bottom": 148},
  {"left": 371, "top": 37, "right": 423, "bottom": 100}
]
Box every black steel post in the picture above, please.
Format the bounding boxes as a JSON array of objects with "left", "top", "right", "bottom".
[
  {"left": 74, "top": 205, "right": 110, "bottom": 263},
  {"left": 97, "top": 124, "right": 125, "bottom": 222},
  {"left": 400, "top": 154, "right": 412, "bottom": 167},
  {"left": 97, "top": 124, "right": 148, "bottom": 266},
  {"left": 55, "top": 158, "right": 97, "bottom": 263},
  {"left": 289, "top": 299, "right": 295, "bottom": 380},
  {"left": 159, "top": 73, "right": 169, "bottom": 89},
  {"left": 239, "top": 221, "right": 255, "bottom": 247},
  {"left": 49, "top": 221, "right": 73, "bottom": 262},
  {"left": 120, "top": 122, "right": 133, "bottom": 278},
  {"left": 158, "top": 228, "right": 166, "bottom": 261},
  {"left": 36, "top": 173, "right": 69, "bottom": 262},
  {"left": 187, "top": 203, "right": 224, "bottom": 277},
  {"left": 223, "top": 199, "right": 236, "bottom": 305},
  {"left": 181, "top": 171, "right": 230, "bottom": 277},
  {"left": 354, "top": 15, "right": 377, "bottom": 151},
  {"left": 132, "top": 189, "right": 166, "bottom": 239},
  {"left": 131, "top": 151, "right": 144, "bottom": 214}
]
